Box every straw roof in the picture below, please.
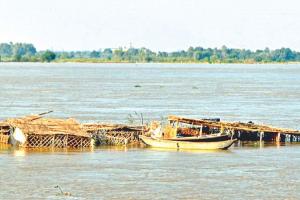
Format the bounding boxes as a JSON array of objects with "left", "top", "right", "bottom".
[
  {"left": 168, "top": 115, "right": 300, "bottom": 135},
  {"left": 83, "top": 123, "right": 145, "bottom": 132},
  {"left": 4, "top": 115, "right": 89, "bottom": 137}
]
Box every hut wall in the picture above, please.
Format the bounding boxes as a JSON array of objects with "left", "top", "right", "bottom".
[
  {"left": 0, "top": 134, "right": 9, "bottom": 144},
  {"left": 23, "top": 134, "right": 91, "bottom": 148},
  {"left": 0, "top": 124, "right": 10, "bottom": 144},
  {"left": 91, "top": 130, "right": 142, "bottom": 146}
]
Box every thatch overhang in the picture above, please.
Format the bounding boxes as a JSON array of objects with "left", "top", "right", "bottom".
[
  {"left": 168, "top": 115, "right": 300, "bottom": 135},
  {"left": 4, "top": 115, "right": 90, "bottom": 138}
]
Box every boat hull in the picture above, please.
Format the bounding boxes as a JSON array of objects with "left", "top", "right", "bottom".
[
  {"left": 140, "top": 135, "right": 237, "bottom": 150},
  {"left": 167, "top": 134, "right": 231, "bottom": 142}
]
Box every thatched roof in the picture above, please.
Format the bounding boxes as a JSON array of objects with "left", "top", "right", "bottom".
[
  {"left": 168, "top": 115, "right": 300, "bottom": 135},
  {"left": 4, "top": 115, "right": 89, "bottom": 137},
  {"left": 83, "top": 123, "right": 145, "bottom": 132}
]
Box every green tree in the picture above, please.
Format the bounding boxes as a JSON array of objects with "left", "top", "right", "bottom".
[
  {"left": 41, "top": 50, "right": 56, "bottom": 62},
  {"left": 194, "top": 51, "right": 202, "bottom": 61},
  {"left": 90, "top": 50, "right": 100, "bottom": 58},
  {"left": 0, "top": 43, "right": 13, "bottom": 56},
  {"left": 113, "top": 48, "right": 125, "bottom": 60},
  {"left": 102, "top": 48, "right": 113, "bottom": 60}
]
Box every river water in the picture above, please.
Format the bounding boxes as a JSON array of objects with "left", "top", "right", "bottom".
[{"left": 0, "top": 63, "right": 300, "bottom": 199}]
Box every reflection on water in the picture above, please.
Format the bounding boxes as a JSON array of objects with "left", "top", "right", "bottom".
[
  {"left": 146, "top": 147, "right": 228, "bottom": 154},
  {"left": 1, "top": 63, "right": 300, "bottom": 199},
  {"left": 13, "top": 149, "right": 26, "bottom": 157},
  {"left": 2, "top": 141, "right": 299, "bottom": 155}
]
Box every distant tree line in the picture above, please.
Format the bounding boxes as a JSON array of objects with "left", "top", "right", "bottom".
[
  {"left": 1, "top": 42, "right": 300, "bottom": 63},
  {"left": 0, "top": 42, "right": 55, "bottom": 62}
]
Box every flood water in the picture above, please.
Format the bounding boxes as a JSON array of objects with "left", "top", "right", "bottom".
[{"left": 0, "top": 63, "right": 300, "bottom": 199}]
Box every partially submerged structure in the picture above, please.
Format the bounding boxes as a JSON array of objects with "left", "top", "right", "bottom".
[
  {"left": 0, "top": 114, "right": 92, "bottom": 148},
  {"left": 84, "top": 123, "right": 145, "bottom": 145},
  {"left": 0, "top": 113, "right": 145, "bottom": 148},
  {"left": 1, "top": 113, "right": 299, "bottom": 149},
  {"left": 140, "top": 115, "right": 300, "bottom": 150},
  {"left": 167, "top": 115, "right": 300, "bottom": 142}
]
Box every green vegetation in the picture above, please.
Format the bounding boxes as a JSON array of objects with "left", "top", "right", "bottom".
[
  {"left": 1, "top": 42, "right": 300, "bottom": 63},
  {"left": 41, "top": 50, "right": 56, "bottom": 62},
  {"left": 0, "top": 42, "right": 37, "bottom": 62}
]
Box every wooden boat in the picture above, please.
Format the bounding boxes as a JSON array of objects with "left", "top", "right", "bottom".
[
  {"left": 143, "top": 116, "right": 237, "bottom": 150},
  {"left": 140, "top": 135, "right": 237, "bottom": 150}
]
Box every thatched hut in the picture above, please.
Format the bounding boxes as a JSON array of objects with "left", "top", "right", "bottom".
[{"left": 3, "top": 115, "right": 92, "bottom": 148}]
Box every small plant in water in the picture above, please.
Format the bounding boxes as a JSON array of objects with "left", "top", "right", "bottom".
[
  {"left": 127, "top": 112, "right": 144, "bottom": 125},
  {"left": 127, "top": 114, "right": 135, "bottom": 124},
  {"left": 54, "top": 185, "right": 72, "bottom": 196}
]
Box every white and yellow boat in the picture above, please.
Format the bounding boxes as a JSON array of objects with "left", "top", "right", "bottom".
[
  {"left": 140, "top": 135, "right": 236, "bottom": 150},
  {"left": 141, "top": 115, "right": 237, "bottom": 150}
]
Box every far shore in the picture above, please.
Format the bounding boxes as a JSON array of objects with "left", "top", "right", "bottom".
[{"left": 1, "top": 60, "right": 300, "bottom": 65}]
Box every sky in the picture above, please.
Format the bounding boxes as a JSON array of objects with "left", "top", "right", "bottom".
[{"left": 0, "top": 0, "right": 300, "bottom": 51}]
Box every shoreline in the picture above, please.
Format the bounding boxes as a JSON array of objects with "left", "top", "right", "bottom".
[{"left": 1, "top": 61, "right": 300, "bottom": 65}]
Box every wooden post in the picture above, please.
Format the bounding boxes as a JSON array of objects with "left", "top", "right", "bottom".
[
  {"left": 65, "top": 134, "right": 68, "bottom": 147},
  {"left": 52, "top": 135, "right": 55, "bottom": 147},
  {"left": 175, "top": 120, "right": 179, "bottom": 136},
  {"left": 199, "top": 125, "right": 203, "bottom": 137},
  {"left": 259, "top": 132, "right": 264, "bottom": 142},
  {"left": 276, "top": 132, "right": 281, "bottom": 143},
  {"left": 39, "top": 135, "right": 43, "bottom": 147},
  {"left": 231, "top": 129, "right": 235, "bottom": 140},
  {"left": 141, "top": 113, "right": 144, "bottom": 136}
]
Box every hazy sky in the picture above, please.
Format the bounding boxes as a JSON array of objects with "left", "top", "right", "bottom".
[{"left": 0, "top": 0, "right": 300, "bottom": 51}]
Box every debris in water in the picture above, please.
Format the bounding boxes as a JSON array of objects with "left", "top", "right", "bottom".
[{"left": 54, "top": 185, "right": 72, "bottom": 196}]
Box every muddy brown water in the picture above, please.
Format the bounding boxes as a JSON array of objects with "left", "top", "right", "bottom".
[{"left": 0, "top": 63, "right": 300, "bottom": 199}]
